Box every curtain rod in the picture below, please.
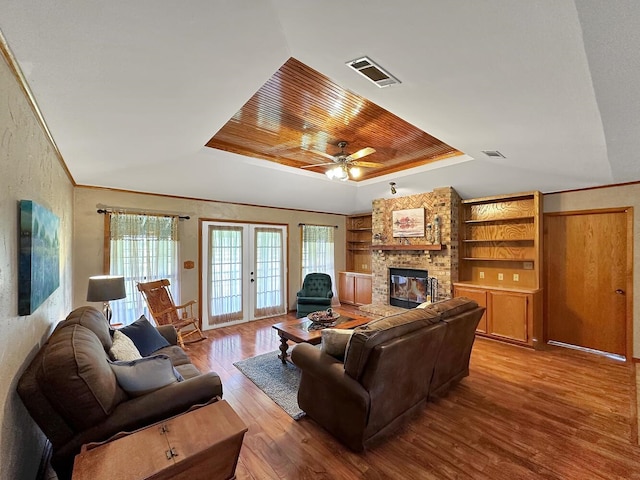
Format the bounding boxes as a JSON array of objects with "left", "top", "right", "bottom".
[
  {"left": 298, "top": 223, "right": 339, "bottom": 228},
  {"left": 96, "top": 208, "right": 190, "bottom": 220}
]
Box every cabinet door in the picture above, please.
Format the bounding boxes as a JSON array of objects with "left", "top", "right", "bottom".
[
  {"left": 354, "top": 275, "right": 372, "bottom": 305},
  {"left": 338, "top": 272, "right": 355, "bottom": 304},
  {"left": 488, "top": 291, "right": 529, "bottom": 342},
  {"left": 454, "top": 286, "right": 488, "bottom": 333}
]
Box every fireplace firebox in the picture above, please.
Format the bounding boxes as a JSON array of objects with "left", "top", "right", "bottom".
[{"left": 389, "top": 268, "right": 437, "bottom": 308}]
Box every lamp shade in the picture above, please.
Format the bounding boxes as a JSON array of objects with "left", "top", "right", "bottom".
[{"left": 87, "top": 275, "right": 126, "bottom": 302}]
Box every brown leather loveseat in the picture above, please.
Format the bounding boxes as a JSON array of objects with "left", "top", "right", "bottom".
[
  {"left": 18, "top": 306, "right": 222, "bottom": 480},
  {"left": 291, "top": 297, "right": 484, "bottom": 451}
]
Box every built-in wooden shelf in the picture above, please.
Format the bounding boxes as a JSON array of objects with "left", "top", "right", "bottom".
[
  {"left": 455, "top": 190, "right": 543, "bottom": 350},
  {"left": 462, "top": 257, "right": 535, "bottom": 262},
  {"left": 463, "top": 239, "right": 535, "bottom": 243},
  {"left": 346, "top": 213, "right": 373, "bottom": 274},
  {"left": 374, "top": 244, "right": 443, "bottom": 251},
  {"left": 464, "top": 215, "right": 534, "bottom": 224}
]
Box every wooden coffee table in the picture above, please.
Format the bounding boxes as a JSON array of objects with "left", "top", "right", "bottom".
[{"left": 272, "top": 310, "right": 370, "bottom": 364}]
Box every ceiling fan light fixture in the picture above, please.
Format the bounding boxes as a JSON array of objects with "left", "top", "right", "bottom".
[
  {"left": 326, "top": 165, "right": 348, "bottom": 181},
  {"left": 349, "top": 166, "right": 362, "bottom": 178}
]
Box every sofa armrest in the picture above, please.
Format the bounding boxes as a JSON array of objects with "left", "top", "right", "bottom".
[
  {"left": 157, "top": 325, "right": 178, "bottom": 345},
  {"left": 292, "top": 343, "right": 369, "bottom": 451},
  {"left": 292, "top": 343, "right": 366, "bottom": 402},
  {"left": 57, "top": 372, "right": 223, "bottom": 465}
]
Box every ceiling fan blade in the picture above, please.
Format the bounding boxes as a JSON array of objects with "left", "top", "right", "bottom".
[
  {"left": 346, "top": 147, "right": 376, "bottom": 161},
  {"left": 307, "top": 149, "right": 336, "bottom": 161},
  {"left": 352, "top": 160, "right": 385, "bottom": 168},
  {"left": 300, "top": 162, "right": 335, "bottom": 169}
]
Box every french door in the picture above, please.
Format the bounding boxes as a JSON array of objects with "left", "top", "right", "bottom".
[{"left": 201, "top": 221, "right": 287, "bottom": 329}]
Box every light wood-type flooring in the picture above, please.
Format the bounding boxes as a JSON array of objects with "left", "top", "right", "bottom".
[{"left": 184, "top": 308, "right": 640, "bottom": 480}]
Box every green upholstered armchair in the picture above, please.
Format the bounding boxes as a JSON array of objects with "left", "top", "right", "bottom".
[{"left": 296, "top": 273, "right": 333, "bottom": 318}]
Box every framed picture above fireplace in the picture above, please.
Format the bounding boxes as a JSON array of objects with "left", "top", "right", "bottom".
[{"left": 392, "top": 208, "right": 424, "bottom": 238}]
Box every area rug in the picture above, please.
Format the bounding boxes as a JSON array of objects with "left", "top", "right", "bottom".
[{"left": 233, "top": 351, "right": 305, "bottom": 420}]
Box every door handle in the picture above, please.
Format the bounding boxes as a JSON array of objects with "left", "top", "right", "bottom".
[
  {"left": 250, "top": 279, "right": 255, "bottom": 283},
  {"left": 615, "top": 289, "right": 625, "bottom": 295}
]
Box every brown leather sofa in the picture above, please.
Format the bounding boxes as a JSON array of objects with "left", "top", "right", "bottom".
[
  {"left": 18, "top": 306, "right": 222, "bottom": 480},
  {"left": 291, "top": 297, "right": 484, "bottom": 451}
]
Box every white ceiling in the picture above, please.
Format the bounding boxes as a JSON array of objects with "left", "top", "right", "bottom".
[{"left": 2, "top": 1, "right": 639, "bottom": 214}]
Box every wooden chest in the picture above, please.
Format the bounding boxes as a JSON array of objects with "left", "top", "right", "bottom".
[{"left": 72, "top": 399, "right": 247, "bottom": 480}]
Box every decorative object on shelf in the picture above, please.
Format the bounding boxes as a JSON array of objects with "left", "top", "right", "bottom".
[
  {"left": 373, "top": 232, "right": 387, "bottom": 243},
  {"left": 389, "top": 182, "right": 397, "bottom": 195},
  {"left": 18, "top": 200, "right": 60, "bottom": 316},
  {"left": 434, "top": 216, "right": 441, "bottom": 244},
  {"left": 87, "top": 275, "right": 126, "bottom": 323},
  {"left": 392, "top": 208, "right": 425, "bottom": 238},
  {"left": 426, "top": 223, "right": 434, "bottom": 244}
]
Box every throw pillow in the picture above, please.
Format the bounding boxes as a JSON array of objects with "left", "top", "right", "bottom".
[
  {"left": 109, "top": 330, "right": 143, "bottom": 361},
  {"left": 119, "top": 315, "right": 170, "bottom": 356},
  {"left": 321, "top": 328, "right": 354, "bottom": 360},
  {"left": 110, "top": 354, "right": 183, "bottom": 397}
]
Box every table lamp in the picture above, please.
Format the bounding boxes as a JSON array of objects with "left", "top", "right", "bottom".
[{"left": 86, "top": 275, "right": 126, "bottom": 323}]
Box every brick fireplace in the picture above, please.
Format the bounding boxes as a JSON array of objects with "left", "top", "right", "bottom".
[{"left": 360, "top": 186, "right": 461, "bottom": 317}]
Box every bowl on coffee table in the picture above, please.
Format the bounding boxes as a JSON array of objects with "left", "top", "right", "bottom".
[{"left": 307, "top": 309, "right": 340, "bottom": 326}]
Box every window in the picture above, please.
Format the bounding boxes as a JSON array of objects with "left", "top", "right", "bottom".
[
  {"left": 108, "top": 213, "right": 179, "bottom": 325},
  {"left": 301, "top": 225, "right": 337, "bottom": 300}
]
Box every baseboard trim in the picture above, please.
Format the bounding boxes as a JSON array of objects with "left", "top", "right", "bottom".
[{"left": 547, "top": 340, "right": 626, "bottom": 362}]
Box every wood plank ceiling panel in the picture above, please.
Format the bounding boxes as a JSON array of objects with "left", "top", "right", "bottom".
[{"left": 205, "top": 57, "right": 461, "bottom": 181}]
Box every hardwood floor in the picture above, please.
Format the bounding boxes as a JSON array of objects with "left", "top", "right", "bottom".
[{"left": 184, "top": 308, "right": 640, "bottom": 480}]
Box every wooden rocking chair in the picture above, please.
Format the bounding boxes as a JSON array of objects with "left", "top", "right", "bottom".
[{"left": 137, "top": 279, "right": 206, "bottom": 348}]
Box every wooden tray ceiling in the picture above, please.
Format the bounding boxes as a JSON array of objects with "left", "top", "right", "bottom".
[{"left": 205, "top": 57, "right": 462, "bottom": 181}]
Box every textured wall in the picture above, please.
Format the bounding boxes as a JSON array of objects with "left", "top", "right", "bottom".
[
  {"left": 0, "top": 52, "right": 73, "bottom": 478},
  {"left": 369, "top": 187, "right": 460, "bottom": 308},
  {"left": 73, "top": 187, "right": 347, "bottom": 318}
]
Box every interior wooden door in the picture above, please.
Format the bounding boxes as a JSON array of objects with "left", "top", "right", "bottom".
[{"left": 544, "top": 209, "right": 630, "bottom": 357}]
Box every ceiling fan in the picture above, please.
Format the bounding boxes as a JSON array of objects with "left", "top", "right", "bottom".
[{"left": 301, "top": 141, "right": 383, "bottom": 180}]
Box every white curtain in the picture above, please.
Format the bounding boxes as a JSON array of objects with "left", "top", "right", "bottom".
[
  {"left": 254, "top": 227, "right": 285, "bottom": 317},
  {"left": 208, "top": 225, "right": 244, "bottom": 324},
  {"left": 109, "top": 213, "right": 179, "bottom": 325},
  {"left": 301, "top": 225, "right": 337, "bottom": 303}
]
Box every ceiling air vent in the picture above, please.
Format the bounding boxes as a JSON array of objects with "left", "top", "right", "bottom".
[
  {"left": 482, "top": 150, "right": 506, "bottom": 159},
  {"left": 346, "top": 56, "right": 400, "bottom": 88}
]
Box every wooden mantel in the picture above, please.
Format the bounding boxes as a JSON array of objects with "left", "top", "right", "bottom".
[{"left": 373, "top": 244, "right": 443, "bottom": 252}]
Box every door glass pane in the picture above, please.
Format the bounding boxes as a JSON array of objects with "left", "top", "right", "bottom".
[
  {"left": 254, "top": 228, "right": 285, "bottom": 317},
  {"left": 209, "top": 225, "right": 243, "bottom": 323}
]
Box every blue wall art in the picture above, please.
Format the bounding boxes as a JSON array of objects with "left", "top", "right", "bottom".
[{"left": 18, "top": 200, "right": 60, "bottom": 315}]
